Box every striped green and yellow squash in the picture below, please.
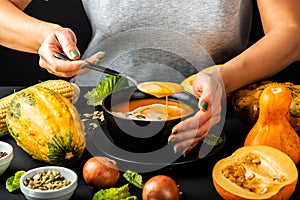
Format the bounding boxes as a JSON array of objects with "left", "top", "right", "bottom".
[{"left": 6, "top": 86, "right": 85, "bottom": 165}]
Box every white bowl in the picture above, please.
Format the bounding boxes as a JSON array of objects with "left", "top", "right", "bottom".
[
  {"left": 0, "top": 141, "right": 14, "bottom": 176},
  {"left": 20, "top": 166, "right": 78, "bottom": 200}
]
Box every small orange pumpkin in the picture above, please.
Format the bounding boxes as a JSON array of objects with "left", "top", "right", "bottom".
[
  {"left": 244, "top": 84, "right": 300, "bottom": 164},
  {"left": 212, "top": 145, "right": 298, "bottom": 200}
]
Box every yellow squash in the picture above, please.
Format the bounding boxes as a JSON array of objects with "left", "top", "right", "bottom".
[{"left": 6, "top": 86, "right": 85, "bottom": 165}]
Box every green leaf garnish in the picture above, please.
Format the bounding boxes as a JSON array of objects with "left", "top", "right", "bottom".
[
  {"left": 203, "top": 133, "right": 223, "bottom": 146},
  {"left": 6, "top": 170, "right": 26, "bottom": 192},
  {"left": 92, "top": 184, "right": 137, "bottom": 200},
  {"left": 123, "top": 170, "right": 144, "bottom": 189},
  {"left": 84, "top": 75, "right": 129, "bottom": 106}
]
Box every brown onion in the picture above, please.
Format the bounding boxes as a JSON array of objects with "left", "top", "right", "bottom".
[
  {"left": 142, "top": 175, "right": 181, "bottom": 200},
  {"left": 82, "top": 156, "right": 120, "bottom": 188}
]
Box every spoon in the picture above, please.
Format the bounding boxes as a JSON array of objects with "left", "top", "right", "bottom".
[
  {"left": 136, "top": 81, "right": 184, "bottom": 98},
  {"left": 54, "top": 52, "right": 184, "bottom": 97},
  {"left": 54, "top": 52, "right": 138, "bottom": 85}
]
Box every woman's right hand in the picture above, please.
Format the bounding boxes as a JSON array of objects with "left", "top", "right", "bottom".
[
  {"left": 38, "top": 27, "right": 102, "bottom": 78},
  {"left": 168, "top": 68, "right": 226, "bottom": 156}
]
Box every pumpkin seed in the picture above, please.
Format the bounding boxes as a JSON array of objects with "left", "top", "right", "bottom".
[
  {"left": 0, "top": 151, "right": 8, "bottom": 158},
  {"left": 81, "top": 111, "right": 104, "bottom": 130},
  {"left": 23, "top": 169, "right": 71, "bottom": 190}
]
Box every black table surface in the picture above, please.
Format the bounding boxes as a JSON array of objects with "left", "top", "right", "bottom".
[{"left": 0, "top": 86, "right": 299, "bottom": 200}]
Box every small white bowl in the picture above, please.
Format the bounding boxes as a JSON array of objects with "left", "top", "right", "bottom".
[
  {"left": 20, "top": 166, "right": 78, "bottom": 200},
  {"left": 0, "top": 141, "right": 14, "bottom": 176}
]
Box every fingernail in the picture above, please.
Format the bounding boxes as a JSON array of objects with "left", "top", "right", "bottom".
[
  {"left": 98, "top": 52, "right": 106, "bottom": 59},
  {"left": 69, "top": 50, "right": 80, "bottom": 59},
  {"left": 201, "top": 101, "right": 208, "bottom": 111},
  {"left": 171, "top": 131, "right": 178, "bottom": 135},
  {"left": 168, "top": 138, "right": 177, "bottom": 145},
  {"left": 175, "top": 146, "right": 183, "bottom": 154},
  {"left": 94, "top": 52, "right": 106, "bottom": 64},
  {"left": 80, "top": 63, "right": 89, "bottom": 69}
]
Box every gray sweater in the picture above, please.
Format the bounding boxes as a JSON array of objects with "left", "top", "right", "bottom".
[{"left": 75, "top": 0, "right": 253, "bottom": 86}]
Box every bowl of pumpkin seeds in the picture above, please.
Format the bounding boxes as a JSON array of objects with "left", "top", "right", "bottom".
[{"left": 20, "top": 166, "right": 78, "bottom": 200}]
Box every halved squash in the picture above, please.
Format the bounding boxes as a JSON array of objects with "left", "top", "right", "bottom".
[{"left": 212, "top": 145, "right": 298, "bottom": 200}]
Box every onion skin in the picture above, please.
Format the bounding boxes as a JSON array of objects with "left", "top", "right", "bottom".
[
  {"left": 82, "top": 156, "right": 120, "bottom": 188},
  {"left": 142, "top": 175, "right": 180, "bottom": 200}
]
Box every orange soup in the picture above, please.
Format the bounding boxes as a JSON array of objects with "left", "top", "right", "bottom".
[{"left": 111, "top": 98, "right": 194, "bottom": 121}]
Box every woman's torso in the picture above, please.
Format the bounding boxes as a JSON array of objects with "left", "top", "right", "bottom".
[{"left": 75, "top": 0, "right": 253, "bottom": 86}]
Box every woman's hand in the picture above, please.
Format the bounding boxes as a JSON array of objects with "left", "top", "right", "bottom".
[
  {"left": 38, "top": 27, "right": 104, "bottom": 78},
  {"left": 168, "top": 68, "right": 226, "bottom": 156}
]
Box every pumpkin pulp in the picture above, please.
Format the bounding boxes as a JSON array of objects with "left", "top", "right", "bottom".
[{"left": 212, "top": 145, "right": 298, "bottom": 200}]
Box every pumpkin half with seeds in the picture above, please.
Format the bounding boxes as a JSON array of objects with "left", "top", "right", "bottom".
[
  {"left": 212, "top": 145, "right": 298, "bottom": 200},
  {"left": 6, "top": 86, "right": 86, "bottom": 165},
  {"left": 230, "top": 81, "right": 300, "bottom": 131}
]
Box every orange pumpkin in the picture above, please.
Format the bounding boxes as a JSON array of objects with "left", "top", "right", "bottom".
[
  {"left": 230, "top": 81, "right": 300, "bottom": 131},
  {"left": 212, "top": 145, "right": 298, "bottom": 200},
  {"left": 244, "top": 84, "right": 300, "bottom": 164}
]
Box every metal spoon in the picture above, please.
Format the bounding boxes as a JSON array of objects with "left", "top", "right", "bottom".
[
  {"left": 54, "top": 52, "right": 138, "bottom": 85},
  {"left": 54, "top": 52, "right": 184, "bottom": 97}
]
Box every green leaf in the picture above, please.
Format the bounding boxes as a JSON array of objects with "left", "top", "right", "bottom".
[
  {"left": 6, "top": 170, "right": 26, "bottom": 192},
  {"left": 123, "top": 170, "right": 144, "bottom": 189},
  {"left": 92, "top": 184, "right": 137, "bottom": 200},
  {"left": 203, "top": 133, "right": 223, "bottom": 146},
  {"left": 84, "top": 75, "right": 129, "bottom": 106}
]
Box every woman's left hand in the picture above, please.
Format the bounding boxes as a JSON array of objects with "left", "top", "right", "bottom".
[{"left": 168, "top": 68, "right": 226, "bottom": 156}]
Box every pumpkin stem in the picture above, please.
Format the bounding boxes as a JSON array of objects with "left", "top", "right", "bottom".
[
  {"left": 271, "top": 87, "right": 282, "bottom": 94},
  {"left": 65, "top": 152, "right": 74, "bottom": 160}
]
